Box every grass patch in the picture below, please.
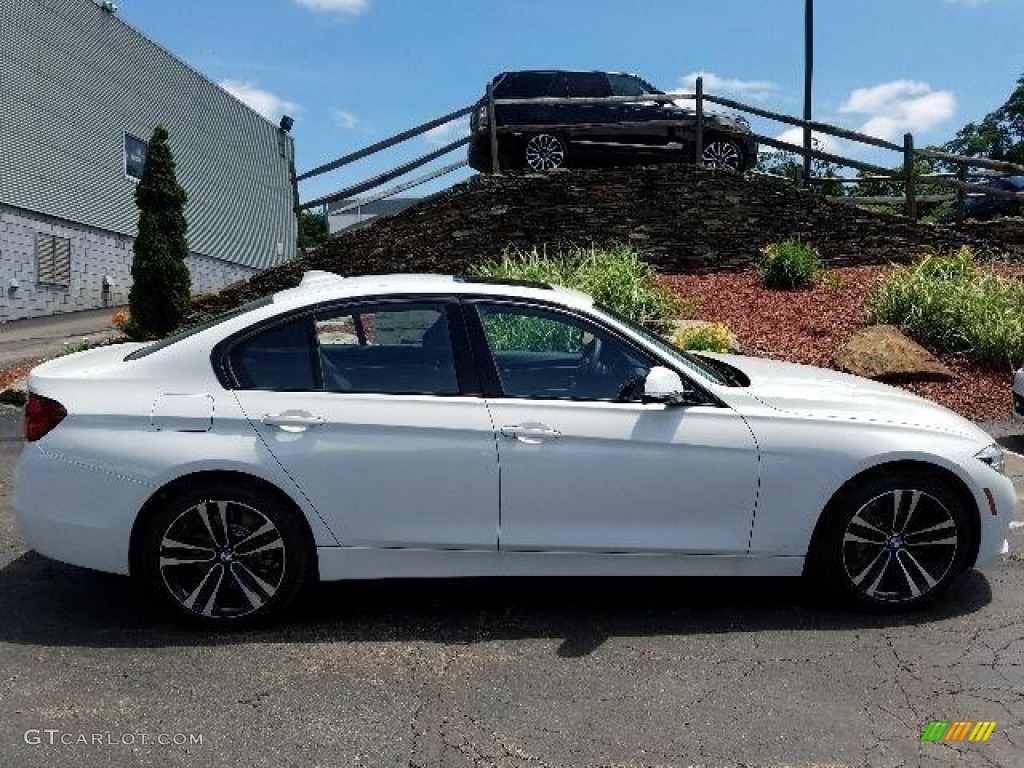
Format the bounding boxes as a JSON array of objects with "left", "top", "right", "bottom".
[
  {"left": 473, "top": 244, "right": 687, "bottom": 331},
  {"left": 758, "top": 239, "right": 823, "bottom": 290},
  {"left": 671, "top": 322, "right": 734, "bottom": 353},
  {"left": 867, "top": 247, "right": 1024, "bottom": 369}
]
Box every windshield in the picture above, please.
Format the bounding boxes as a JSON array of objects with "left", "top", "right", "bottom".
[
  {"left": 592, "top": 304, "right": 731, "bottom": 385},
  {"left": 124, "top": 296, "right": 274, "bottom": 360},
  {"left": 607, "top": 73, "right": 663, "bottom": 97}
]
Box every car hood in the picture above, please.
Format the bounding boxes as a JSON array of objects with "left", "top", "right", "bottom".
[{"left": 704, "top": 353, "right": 990, "bottom": 442}]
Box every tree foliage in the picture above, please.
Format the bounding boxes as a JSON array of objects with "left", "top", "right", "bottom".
[
  {"left": 298, "top": 211, "right": 329, "bottom": 249},
  {"left": 755, "top": 138, "right": 846, "bottom": 197},
  {"left": 945, "top": 73, "right": 1024, "bottom": 165},
  {"left": 128, "top": 125, "right": 192, "bottom": 339}
]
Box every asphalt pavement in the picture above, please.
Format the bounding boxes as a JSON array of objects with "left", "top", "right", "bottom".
[{"left": 0, "top": 405, "right": 1022, "bottom": 767}]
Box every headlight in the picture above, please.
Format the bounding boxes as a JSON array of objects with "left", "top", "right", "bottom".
[{"left": 975, "top": 443, "right": 1006, "bottom": 474}]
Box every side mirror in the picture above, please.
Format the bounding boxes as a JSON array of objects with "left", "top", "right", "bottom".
[{"left": 643, "top": 366, "right": 698, "bottom": 405}]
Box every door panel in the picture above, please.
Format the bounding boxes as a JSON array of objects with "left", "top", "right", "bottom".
[
  {"left": 228, "top": 301, "right": 499, "bottom": 550},
  {"left": 488, "top": 399, "right": 759, "bottom": 554},
  {"left": 234, "top": 391, "right": 499, "bottom": 549},
  {"left": 470, "top": 301, "right": 759, "bottom": 555}
]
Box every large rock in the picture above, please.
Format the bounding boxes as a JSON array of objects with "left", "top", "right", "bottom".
[{"left": 835, "top": 325, "right": 953, "bottom": 382}]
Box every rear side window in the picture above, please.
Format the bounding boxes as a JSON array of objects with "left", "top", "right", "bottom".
[
  {"left": 314, "top": 304, "right": 459, "bottom": 395},
  {"left": 495, "top": 72, "right": 558, "bottom": 99},
  {"left": 230, "top": 318, "right": 316, "bottom": 391},
  {"left": 567, "top": 73, "right": 612, "bottom": 99}
]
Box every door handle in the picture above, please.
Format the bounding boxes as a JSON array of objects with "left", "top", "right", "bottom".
[
  {"left": 262, "top": 411, "right": 326, "bottom": 433},
  {"left": 500, "top": 423, "right": 561, "bottom": 444}
]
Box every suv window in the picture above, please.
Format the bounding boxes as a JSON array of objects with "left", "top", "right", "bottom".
[
  {"left": 314, "top": 304, "right": 459, "bottom": 395},
  {"left": 495, "top": 72, "right": 559, "bottom": 99},
  {"left": 607, "top": 74, "right": 658, "bottom": 98},
  {"left": 477, "top": 304, "right": 652, "bottom": 401},
  {"left": 566, "top": 72, "right": 612, "bottom": 99}
]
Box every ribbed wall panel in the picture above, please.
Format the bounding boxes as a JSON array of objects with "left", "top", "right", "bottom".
[{"left": 0, "top": 0, "right": 297, "bottom": 271}]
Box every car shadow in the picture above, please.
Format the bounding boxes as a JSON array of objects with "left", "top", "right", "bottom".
[{"left": 0, "top": 551, "right": 995, "bottom": 655}]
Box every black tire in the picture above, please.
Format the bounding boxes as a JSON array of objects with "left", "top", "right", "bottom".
[
  {"left": 701, "top": 137, "right": 745, "bottom": 171},
  {"left": 141, "top": 482, "right": 312, "bottom": 627},
  {"left": 812, "top": 471, "right": 973, "bottom": 610},
  {"left": 523, "top": 133, "right": 568, "bottom": 171}
]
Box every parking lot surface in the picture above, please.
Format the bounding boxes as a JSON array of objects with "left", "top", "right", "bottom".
[{"left": 0, "top": 406, "right": 1021, "bottom": 767}]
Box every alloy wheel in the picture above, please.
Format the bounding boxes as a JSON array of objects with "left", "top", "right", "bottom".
[
  {"left": 158, "top": 499, "right": 287, "bottom": 620},
  {"left": 841, "top": 489, "right": 959, "bottom": 604},
  {"left": 525, "top": 134, "right": 567, "bottom": 171},
  {"left": 701, "top": 139, "right": 742, "bottom": 171}
]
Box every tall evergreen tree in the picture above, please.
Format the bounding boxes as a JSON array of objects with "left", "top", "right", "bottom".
[{"left": 128, "top": 125, "right": 191, "bottom": 338}]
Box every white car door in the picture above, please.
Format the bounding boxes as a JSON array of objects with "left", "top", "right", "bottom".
[
  {"left": 230, "top": 300, "right": 499, "bottom": 550},
  {"left": 469, "top": 301, "right": 759, "bottom": 555}
]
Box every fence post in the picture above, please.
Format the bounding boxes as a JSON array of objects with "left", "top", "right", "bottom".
[
  {"left": 955, "top": 164, "right": 967, "bottom": 222},
  {"left": 903, "top": 132, "right": 917, "bottom": 220},
  {"left": 695, "top": 76, "right": 704, "bottom": 166},
  {"left": 487, "top": 82, "right": 500, "bottom": 174}
]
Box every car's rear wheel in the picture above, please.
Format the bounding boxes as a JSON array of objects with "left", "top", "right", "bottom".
[
  {"left": 701, "top": 137, "right": 744, "bottom": 171},
  {"left": 524, "top": 133, "right": 568, "bottom": 171},
  {"left": 814, "top": 471, "right": 972, "bottom": 610},
  {"left": 141, "top": 483, "right": 311, "bottom": 626}
]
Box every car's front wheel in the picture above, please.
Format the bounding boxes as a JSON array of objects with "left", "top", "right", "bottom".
[
  {"left": 701, "top": 137, "right": 745, "bottom": 171},
  {"left": 524, "top": 133, "right": 568, "bottom": 171},
  {"left": 141, "top": 483, "right": 311, "bottom": 626},
  {"left": 814, "top": 471, "right": 972, "bottom": 610}
]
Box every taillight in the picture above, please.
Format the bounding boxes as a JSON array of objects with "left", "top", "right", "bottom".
[
  {"left": 25, "top": 393, "right": 67, "bottom": 442},
  {"left": 477, "top": 104, "right": 489, "bottom": 131}
]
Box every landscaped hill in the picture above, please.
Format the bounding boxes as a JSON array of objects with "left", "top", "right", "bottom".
[{"left": 191, "top": 165, "right": 1022, "bottom": 318}]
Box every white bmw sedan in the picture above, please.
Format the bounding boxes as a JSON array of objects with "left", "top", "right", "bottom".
[{"left": 14, "top": 272, "right": 1014, "bottom": 626}]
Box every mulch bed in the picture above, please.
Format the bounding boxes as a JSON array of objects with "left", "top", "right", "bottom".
[{"left": 661, "top": 265, "right": 1016, "bottom": 422}]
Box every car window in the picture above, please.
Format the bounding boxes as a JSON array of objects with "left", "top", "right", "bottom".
[
  {"left": 477, "top": 304, "right": 652, "bottom": 401},
  {"left": 607, "top": 74, "right": 656, "bottom": 98},
  {"left": 230, "top": 316, "right": 317, "bottom": 391},
  {"left": 495, "top": 72, "right": 557, "bottom": 99},
  {"left": 314, "top": 304, "right": 459, "bottom": 395},
  {"left": 567, "top": 72, "right": 612, "bottom": 99}
]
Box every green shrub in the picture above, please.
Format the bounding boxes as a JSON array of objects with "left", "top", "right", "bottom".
[
  {"left": 671, "top": 322, "right": 734, "bottom": 353},
  {"left": 473, "top": 244, "right": 684, "bottom": 331},
  {"left": 867, "top": 247, "right": 1024, "bottom": 368},
  {"left": 758, "top": 239, "right": 823, "bottom": 290}
]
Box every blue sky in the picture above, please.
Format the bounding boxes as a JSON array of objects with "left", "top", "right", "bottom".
[{"left": 113, "top": 0, "right": 1023, "bottom": 204}]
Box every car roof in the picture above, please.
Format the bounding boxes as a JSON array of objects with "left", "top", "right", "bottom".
[
  {"left": 493, "top": 69, "right": 642, "bottom": 80},
  {"left": 272, "top": 271, "right": 595, "bottom": 311}
]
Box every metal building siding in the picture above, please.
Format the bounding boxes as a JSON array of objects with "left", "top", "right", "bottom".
[{"left": 0, "top": 0, "right": 297, "bottom": 270}]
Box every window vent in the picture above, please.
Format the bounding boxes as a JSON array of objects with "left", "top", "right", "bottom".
[{"left": 36, "top": 234, "right": 72, "bottom": 287}]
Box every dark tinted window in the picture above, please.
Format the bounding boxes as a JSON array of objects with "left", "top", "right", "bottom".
[
  {"left": 230, "top": 318, "right": 316, "bottom": 391},
  {"left": 314, "top": 304, "right": 459, "bottom": 395},
  {"left": 608, "top": 74, "right": 658, "bottom": 97},
  {"left": 567, "top": 73, "right": 612, "bottom": 99},
  {"left": 124, "top": 134, "right": 147, "bottom": 180},
  {"left": 495, "top": 72, "right": 558, "bottom": 99}
]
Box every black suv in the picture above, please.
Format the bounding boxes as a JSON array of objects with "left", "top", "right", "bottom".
[
  {"left": 938, "top": 174, "right": 1023, "bottom": 223},
  {"left": 468, "top": 70, "right": 758, "bottom": 173}
]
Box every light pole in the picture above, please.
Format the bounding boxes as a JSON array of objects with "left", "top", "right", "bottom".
[{"left": 803, "top": 0, "right": 814, "bottom": 187}]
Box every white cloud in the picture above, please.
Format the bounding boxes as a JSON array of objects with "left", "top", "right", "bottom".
[
  {"left": 838, "top": 80, "right": 955, "bottom": 141},
  {"left": 424, "top": 117, "right": 470, "bottom": 147},
  {"left": 294, "top": 0, "right": 369, "bottom": 14},
  {"left": 679, "top": 71, "right": 781, "bottom": 102},
  {"left": 219, "top": 79, "right": 299, "bottom": 121},
  {"left": 332, "top": 109, "right": 363, "bottom": 130}
]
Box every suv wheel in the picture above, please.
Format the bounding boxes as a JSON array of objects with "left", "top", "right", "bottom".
[
  {"left": 524, "top": 133, "right": 568, "bottom": 171},
  {"left": 701, "top": 138, "right": 744, "bottom": 171}
]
